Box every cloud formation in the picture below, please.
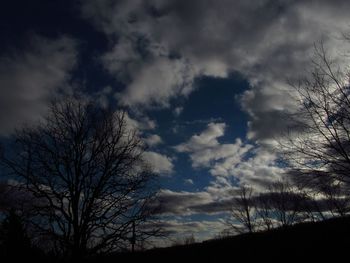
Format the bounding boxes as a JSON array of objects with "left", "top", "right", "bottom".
[
  {"left": 143, "top": 151, "right": 174, "bottom": 175},
  {"left": 0, "top": 35, "right": 77, "bottom": 136},
  {"left": 144, "top": 134, "right": 163, "bottom": 147},
  {"left": 175, "top": 122, "right": 284, "bottom": 188},
  {"left": 155, "top": 189, "right": 213, "bottom": 215},
  {"left": 123, "top": 111, "right": 157, "bottom": 132},
  {"left": 175, "top": 122, "right": 252, "bottom": 171},
  {"left": 81, "top": 0, "right": 350, "bottom": 141},
  {"left": 153, "top": 186, "right": 243, "bottom": 216}
]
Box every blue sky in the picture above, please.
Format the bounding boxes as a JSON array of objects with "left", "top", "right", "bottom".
[
  {"left": 1, "top": 0, "right": 350, "bottom": 242},
  {"left": 147, "top": 74, "right": 249, "bottom": 190}
]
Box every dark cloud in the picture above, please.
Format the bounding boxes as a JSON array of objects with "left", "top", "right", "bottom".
[
  {"left": 152, "top": 188, "right": 235, "bottom": 216},
  {"left": 0, "top": 35, "right": 77, "bottom": 136},
  {"left": 189, "top": 199, "right": 233, "bottom": 214},
  {"left": 0, "top": 182, "right": 36, "bottom": 214},
  {"left": 153, "top": 189, "right": 212, "bottom": 215}
]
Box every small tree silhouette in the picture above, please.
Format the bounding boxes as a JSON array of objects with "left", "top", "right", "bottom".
[
  {"left": 227, "top": 186, "right": 256, "bottom": 234},
  {"left": 0, "top": 209, "right": 31, "bottom": 258},
  {"left": 184, "top": 234, "right": 196, "bottom": 245}
]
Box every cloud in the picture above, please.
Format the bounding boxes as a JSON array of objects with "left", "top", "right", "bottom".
[
  {"left": 155, "top": 184, "right": 245, "bottom": 216},
  {"left": 0, "top": 35, "right": 77, "bottom": 136},
  {"left": 189, "top": 200, "right": 233, "bottom": 215},
  {"left": 215, "top": 147, "right": 285, "bottom": 188},
  {"left": 78, "top": 1, "right": 350, "bottom": 239},
  {"left": 175, "top": 122, "right": 226, "bottom": 154},
  {"left": 81, "top": 0, "right": 350, "bottom": 140},
  {"left": 144, "top": 134, "right": 163, "bottom": 147},
  {"left": 153, "top": 187, "right": 240, "bottom": 216},
  {"left": 184, "top": 179, "right": 194, "bottom": 185},
  {"left": 154, "top": 189, "right": 213, "bottom": 215},
  {"left": 173, "top": 106, "right": 183, "bottom": 117},
  {"left": 123, "top": 111, "right": 157, "bottom": 132},
  {"left": 175, "top": 122, "right": 285, "bottom": 189},
  {"left": 143, "top": 151, "right": 174, "bottom": 175},
  {"left": 240, "top": 85, "right": 300, "bottom": 142},
  {"left": 114, "top": 57, "right": 196, "bottom": 108},
  {"left": 82, "top": 0, "right": 199, "bottom": 108},
  {"left": 175, "top": 122, "right": 253, "bottom": 170},
  {"left": 95, "top": 86, "right": 113, "bottom": 108}
]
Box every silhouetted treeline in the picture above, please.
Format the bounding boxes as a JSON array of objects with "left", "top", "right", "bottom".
[
  {"left": 87, "top": 216, "right": 350, "bottom": 262},
  {"left": 2, "top": 207, "right": 349, "bottom": 261},
  {"left": 226, "top": 180, "right": 350, "bottom": 235}
]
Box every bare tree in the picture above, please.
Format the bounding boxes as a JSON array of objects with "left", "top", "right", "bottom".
[
  {"left": 277, "top": 42, "right": 350, "bottom": 221},
  {"left": 298, "top": 188, "right": 326, "bottom": 222},
  {"left": 281, "top": 42, "right": 350, "bottom": 193},
  {"left": 320, "top": 180, "right": 350, "bottom": 217},
  {"left": 170, "top": 234, "right": 196, "bottom": 247},
  {"left": 227, "top": 186, "right": 256, "bottom": 234},
  {"left": 254, "top": 194, "right": 274, "bottom": 231},
  {"left": 184, "top": 234, "right": 196, "bottom": 245},
  {"left": 0, "top": 97, "right": 160, "bottom": 260},
  {"left": 265, "top": 181, "right": 302, "bottom": 227}
]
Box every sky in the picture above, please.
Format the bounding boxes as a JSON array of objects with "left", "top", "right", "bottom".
[{"left": 1, "top": 0, "right": 350, "bottom": 242}]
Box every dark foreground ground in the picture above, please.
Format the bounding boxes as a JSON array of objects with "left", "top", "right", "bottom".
[
  {"left": 96, "top": 216, "right": 350, "bottom": 262},
  {"left": 3, "top": 216, "right": 350, "bottom": 262}
]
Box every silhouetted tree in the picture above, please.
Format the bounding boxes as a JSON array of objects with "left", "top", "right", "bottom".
[
  {"left": 227, "top": 186, "right": 256, "bottom": 233},
  {"left": 213, "top": 229, "right": 231, "bottom": 240},
  {"left": 266, "top": 181, "right": 303, "bottom": 227},
  {"left": 0, "top": 97, "right": 159, "bottom": 260},
  {"left": 184, "top": 234, "right": 196, "bottom": 245},
  {"left": 297, "top": 188, "right": 326, "bottom": 222},
  {"left": 254, "top": 194, "right": 274, "bottom": 231},
  {"left": 281, "top": 42, "right": 350, "bottom": 200},
  {"left": 320, "top": 179, "right": 350, "bottom": 217},
  {"left": 0, "top": 209, "right": 31, "bottom": 259},
  {"left": 170, "top": 234, "right": 196, "bottom": 247}
]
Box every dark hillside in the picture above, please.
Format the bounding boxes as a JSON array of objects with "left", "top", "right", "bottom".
[
  {"left": 96, "top": 216, "right": 350, "bottom": 262},
  {"left": 2, "top": 215, "right": 349, "bottom": 262}
]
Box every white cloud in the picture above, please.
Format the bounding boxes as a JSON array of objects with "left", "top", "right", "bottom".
[
  {"left": 0, "top": 35, "right": 77, "bottom": 135},
  {"left": 123, "top": 111, "right": 157, "bottom": 132},
  {"left": 175, "top": 122, "right": 253, "bottom": 169},
  {"left": 173, "top": 106, "right": 184, "bottom": 117},
  {"left": 115, "top": 57, "right": 196, "bottom": 108},
  {"left": 144, "top": 134, "right": 163, "bottom": 147},
  {"left": 82, "top": 0, "right": 350, "bottom": 140},
  {"left": 175, "top": 122, "right": 284, "bottom": 190},
  {"left": 143, "top": 151, "right": 174, "bottom": 175},
  {"left": 184, "top": 179, "right": 194, "bottom": 185},
  {"left": 175, "top": 123, "right": 226, "bottom": 153},
  {"left": 211, "top": 148, "right": 285, "bottom": 190}
]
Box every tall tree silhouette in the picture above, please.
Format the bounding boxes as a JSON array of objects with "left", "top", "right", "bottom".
[
  {"left": 281, "top": 43, "right": 350, "bottom": 195},
  {"left": 0, "top": 97, "right": 159, "bottom": 260}
]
